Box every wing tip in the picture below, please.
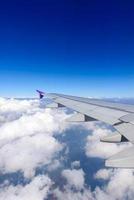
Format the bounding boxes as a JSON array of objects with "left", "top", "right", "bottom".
[{"left": 36, "top": 90, "right": 45, "bottom": 99}]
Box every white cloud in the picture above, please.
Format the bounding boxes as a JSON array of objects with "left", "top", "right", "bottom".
[
  {"left": 0, "top": 108, "right": 69, "bottom": 144},
  {"left": 54, "top": 166, "right": 93, "bottom": 200},
  {"left": 0, "top": 98, "right": 71, "bottom": 178},
  {"left": 0, "top": 175, "right": 52, "bottom": 200},
  {"left": 53, "top": 187, "right": 94, "bottom": 200},
  {"left": 83, "top": 122, "right": 134, "bottom": 200},
  {"left": 94, "top": 169, "right": 134, "bottom": 200},
  {"left": 1, "top": 97, "right": 134, "bottom": 200},
  {"left": 47, "top": 159, "right": 61, "bottom": 172},
  {"left": 54, "top": 168, "right": 134, "bottom": 200},
  {"left": 0, "top": 98, "right": 40, "bottom": 124},
  {"left": 94, "top": 168, "right": 113, "bottom": 180},
  {"left": 62, "top": 169, "right": 85, "bottom": 190},
  {"left": 85, "top": 126, "right": 131, "bottom": 159},
  {"left": 0, "top": 133, "right": 63, "bottom": 178},
  {"left": 107, "top": 169, "right": 134, "bottom": 199},
  {"left": 71, "top": 161, "right": 80, "bottom": 169}
]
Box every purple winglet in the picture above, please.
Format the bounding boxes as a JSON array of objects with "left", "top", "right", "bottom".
[{"left": 36, "top": 90, "right": 45, "bottom": 99}]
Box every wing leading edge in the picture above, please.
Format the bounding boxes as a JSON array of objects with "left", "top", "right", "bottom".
[{"left": 45, "top": 92, "right": 134, "bottom": 168}]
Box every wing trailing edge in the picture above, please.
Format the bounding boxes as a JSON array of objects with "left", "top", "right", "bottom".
[{"left": 106, "top": 146, "right": 134, "bottom": 168}]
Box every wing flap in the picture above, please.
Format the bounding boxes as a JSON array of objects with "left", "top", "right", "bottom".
[
  {"left": 106, "top": 146, "right": 134, "bottom": 168},
  {"left": 114, "top": 123, "right": 134, "bottom": 143}
]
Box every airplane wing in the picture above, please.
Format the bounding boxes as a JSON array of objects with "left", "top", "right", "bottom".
[{"left": 45, "top": 92, "right": 134, "bottom": 168}]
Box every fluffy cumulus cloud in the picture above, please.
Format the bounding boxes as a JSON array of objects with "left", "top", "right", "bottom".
[
  {"left": 0, "top": 98, "right": 71, "bottom": 179},
  {"left": 0, "top": 107, "right": 68, "bottom": 143},
  {"left": 94, "top": 169, "right": 134, "bottom": 200},
  {"left": 53, "top": 187, "right": 94, "bottom": 200},
  {"left": 0, "top": 97, "right": 71, "bottom": 199},
  {"left": 94, "top": 168, "right": 113, "bottom": 180},
  {"left": 71, "top": 160, "right": 80, "bottom": 169},
  {"left": 53, "top": 168, "right": 94, "bottom": 200},
  {"left": 0, "top": 175, "right": 52, "bottom": 200},
  {"left": 62, "top": 168, "right": 85, "bottom": 190},
  {"left": 0, "top": 98, "right": 40, "bottom": 124},
  {"left": 0, "top": 133, "right": 63, "bottom": 178},
  {"left": 53, "top": 168, "right": 134, "bottom": 200}
]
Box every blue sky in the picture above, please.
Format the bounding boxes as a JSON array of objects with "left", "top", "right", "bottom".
[{"left": 0, "top": 0, "right": 134, "bottom": 97}]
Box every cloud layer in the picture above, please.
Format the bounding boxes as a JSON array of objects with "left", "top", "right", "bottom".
[{"left": 0, "top": 97, "right": 134, "bottom": 200}]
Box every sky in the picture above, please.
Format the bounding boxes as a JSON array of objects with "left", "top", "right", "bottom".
[{"left": 0, "top": 0, "right": 134, "bottom": 97}]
